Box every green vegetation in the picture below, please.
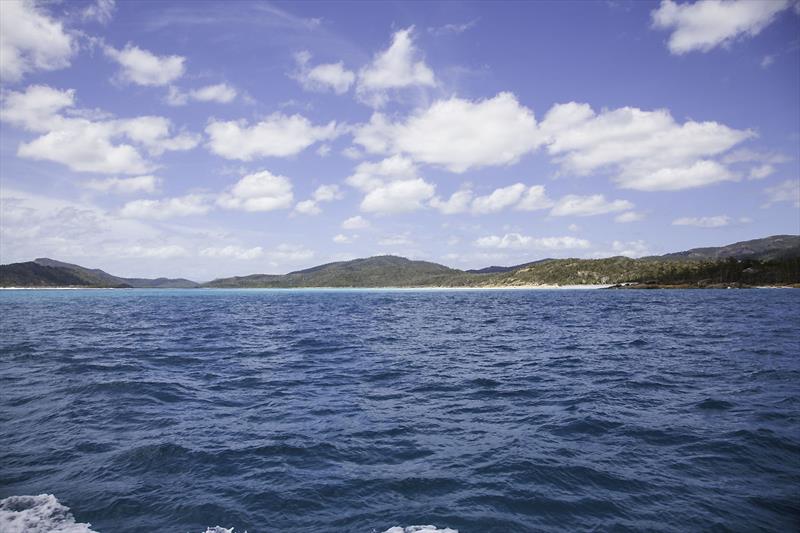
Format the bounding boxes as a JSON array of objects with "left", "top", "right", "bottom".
[
  {"left": 2, "top": 235, "right": 798, "bottom": 289},
  {"left": 0, "top": 258, "right": 198, "bottom": 288}
]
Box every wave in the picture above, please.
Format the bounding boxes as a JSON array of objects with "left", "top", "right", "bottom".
[
  {"left": 383, "top": 526, "right": 458, "bottom": 533},
  {"left": 0, "top": 495, "right": 455, "bottom": 533},
  {"left": 0, "top": 494, "right": 98, "bottom": 533}
]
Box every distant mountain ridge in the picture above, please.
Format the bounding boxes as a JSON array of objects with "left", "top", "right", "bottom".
[
  {"left": 0, "top": 258, "right": 199, "bottom": 288},
  {"left": 1, "top": 235, "right": 798, "bottom": 288}
]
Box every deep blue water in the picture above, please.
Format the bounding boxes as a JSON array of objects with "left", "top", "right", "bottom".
[{"left": 1, "top": 288, "right": 799, "bottom": 532}]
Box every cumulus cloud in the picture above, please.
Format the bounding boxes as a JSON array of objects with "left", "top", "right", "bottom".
[
  {"left": 540, "top": 102, "right": 752, "bottom": 191},
  {"left": 345, "top": 155, "right": 435, "bottom": 214},
  {"left": 672, "top": 215, "right": 731, "bottom": 227},
  {"left": 550, "top": 194, "right": 633, "bottom": 217},
  {"left": 432, "top": 183, "right": 553, "bottom": 215},
  {"left": 356, "top": 27, "right": 436, "bottom": 106},
  {"left": 614, "top": 211, "right": 645, "bottom": 223},
  {"left": 1, "top": 85, "right": 198, "bottom": 174},
  {"left": 294, "top": 184, "right": 343, "bottom": 215},
  {"left": 353, "top": 93, "right": 541, "bottom": 173},
  {"left": 651, "top": 0, "right": 791, "bottom": 55},
  {"left": 218, "top": 170, "right": 294, "bottom": 212},
  {"left": 205, "top": 113, "right": 338, "bottom": 160},
  {"left": 83, "top": 175, "right": 160, "bottom": 194},
  {"left": 471, "top": 184, "right": 527, "bottom": 214},
  {"left": 293, "top": 51, "right": 355, "bottom": 94},
  {"left": 120, "top": 194, "right": 211, "bottom": 219},
  {"left": 342, "top": 215, "right": 370, "bottom": 229},
  {"left": 430, "top": 189, "right": 473, "bottom": 214},
  {"left": 475, "top": 233, "right": 591, "bottom": 250},
  {"left": 763, "top": 179, "right": 800, "bottom": 207},
  {"left": 0, "top": 0, "right": 75, "bottom": 82},
  {"left": 333, "top": 233, "right": 354, "bottom": 244},
  {"left": 361, "top": 178, "right": 435, "bottom": 214},
  {"left": 200, "top": 245, "right": 264, "bottom": 260},
  {"left": 166, "top": 83, "right": 238, "bottom": 106},
  {"left": 104, "top": 44, "right": 186, "bottom": 86}
]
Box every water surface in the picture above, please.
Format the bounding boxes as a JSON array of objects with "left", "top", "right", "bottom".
[{"left": 1, "top": 289, "right": 798, "bottom": 532}]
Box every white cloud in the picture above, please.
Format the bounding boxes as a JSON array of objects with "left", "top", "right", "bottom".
[
  {"left": 205, "top": 113, "right": 338, "bottom": 160},
  {"left": 428, "top": 20, "right": 478, "bottom": 36},
  {"left": 0, "top": 0, "right": 75, "bottom": 82},
  {"left": 761, "top": 54, "right": 775, "bottom": 68},
  {"left": 82, "top": 0, "right": 116, "bottom": 24},
  {"left": 430, "top": 189, "right": 473, "bottom": 214},
  {"left": 342, "top": 215, "right": 370, "bottom": 229},
  {"left": 614, "top": 211, "right": 645, "bottom": 223},
  {"left": 475, "top": 233, "right": 591, "bottom": 250},
  {"left": 612, "top": 240, "right": 650, "bottom": 258},
  {"left": 165, "top": 85, "right": 188, "bottom": 106},
  {"left": 361, "top": 178, "right": 435, "bottom": 214},
  {"left": 200, "top": 245, "right": 264, "bottom": 260},
  {"left": 515, "top": 185, "right": 554, "bottom": 211},
  {"left": 294, "top": 184, "right": 343, "bottom": 215},
  {"left": 293, "top": 51, "right": 355, "bottom": 94},
  {"left": 117, "top": 244, "right": 188, "bottom": 259},
  {"left": 763, "top": 179, "right": 800, "bottom": 207},
  {"left": 270, "top": 243, "right": 314, "bottom": 262},
  {"left": 104, "top": 44, "right": 186, "bottom": 86},
  {"left": 316, "top": 144, "right": 331, "bottom": 157},
  {"left": 749, "top": 164, "right": 775, "bottom": 180},
  {"left": 550, "top": 194, "right": 633, "bottom": 217},
  {"left": 345, "top": 155, "right": 436, "bottom": 214},
  {"left": 672, "top": 215, "right": 731, "bottom": 227},
  {"left": 471, "top": 183, "right": 527, "bottom": 214},
  {"left": 432, "top": 183, "right": 553, "bottom": 215},
  {"left": 312, "top": 184, "right": 343, "bottom": 202},
  {"left": 651, "top": 0, "right": 791, "bottom": 55},
  {"left": 721, "top": 148, "right": 790, "bottom": 165},
  {"left": 378, "top": 234, "right": 413, "bottom": 246},
  {"left": 541, "top": 102, "right": 752, "bottom": 191},
  {"left": 294, "top": 199, "right": 320, "bottom": 215},
  {"left": 83, "top": 175, "right": 160, "bottom": 194},
  {"left": 190, "top": 83, "right": 237, "bottom": 103},
  {"left": 356, "top": 27, "right": 435, "bottom": 106},
  {"left": 218, "top": 170, "right": 294, "bottom": 212},
  {"left": 1, "top": 85, "right": 198, "bottom": 174},
  {"left": 120, "top": 194, "right": 211, "bottom": 219},
  {"left": 354, "top": 93, "right": 541, "bottom": 173},
  {"left": 333, "top": 233, "right": 354, "bottom": 244}
]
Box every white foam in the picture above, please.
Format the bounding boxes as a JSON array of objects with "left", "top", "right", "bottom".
[
  {"left": 383, "top": 527, "right": 458, "bottom": 533},
  {"left": 203, "top": 528, "right": 234, "bottom": 533},
  {"left": 0, "top": 494, "right": 98, "bottom": 533}
]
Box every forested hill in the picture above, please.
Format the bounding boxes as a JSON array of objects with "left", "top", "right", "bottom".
[{"left": 2, "top": 235, "right": 799, "bottom": 288}]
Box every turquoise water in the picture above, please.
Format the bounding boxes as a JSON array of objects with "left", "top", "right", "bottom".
[{"left": 1, "top": 288, "right": 799, "bottom": 532}]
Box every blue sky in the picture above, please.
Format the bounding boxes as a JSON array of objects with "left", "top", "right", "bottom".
[{"left": 1, "top": 0, "right": 798, "bottom": 280}]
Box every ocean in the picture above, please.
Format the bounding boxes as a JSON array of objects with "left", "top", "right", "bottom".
[{"left": 1, "top": 288, "right": 798, "bottom": 532}]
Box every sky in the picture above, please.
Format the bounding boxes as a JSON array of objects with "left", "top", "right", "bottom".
[{"left": 0, "top": 0, "right": 799, "bottom": 281}]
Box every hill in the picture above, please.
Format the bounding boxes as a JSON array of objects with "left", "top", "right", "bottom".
[
  {"left": 654, "top": 235, "right": 800, "bottom": 262},
  {"left": 0, "top": 258, "right": 199, "bottom": 288},
  {"left": 205, "top": 256, "right": 470, "bottom": 288},
  {"left": 2, "top": 235, "right": 799, "bottom": 288}
]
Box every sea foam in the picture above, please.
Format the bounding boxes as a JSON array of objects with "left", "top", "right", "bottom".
[
  {"left": 0, "top": 494, "right": 98, "bottom": 533},
  {"left": 383, "top": 527, "right": 458, "bottom": 533}
]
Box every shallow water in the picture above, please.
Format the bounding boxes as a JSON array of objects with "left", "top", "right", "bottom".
[{"left": 1, "top": 288, "right": 798, "bottom": 532}]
